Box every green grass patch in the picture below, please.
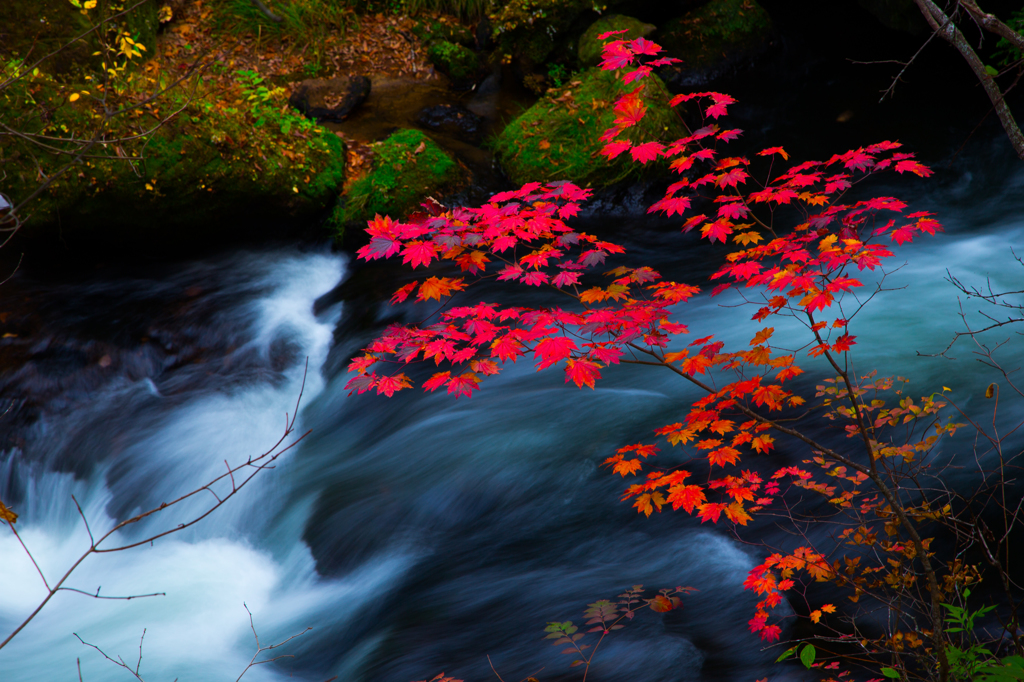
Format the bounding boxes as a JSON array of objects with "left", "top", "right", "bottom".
[{"left": 492, "top": 67, "right": 685, "bottom": 188}]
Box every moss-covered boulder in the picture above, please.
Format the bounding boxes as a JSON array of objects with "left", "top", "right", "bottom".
[
  {"left": 493, "top": 67, "right": 686, "bottom": 188},
  {"left": 426, "top": 41, "right": 480, "bottom": 84},
  {"left": 658, "top": 0, "right": 772, "bottom": 86},
  {"left": 2, "top": 66, "right": 346, "bottom": 251},
  {"left": 330, "top": 129, "right": 461, "bottom": 235},
  {"left": 578, "top": 15, "right": 656, "bottom": 67}
]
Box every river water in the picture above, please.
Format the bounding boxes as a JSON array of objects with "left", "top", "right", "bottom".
[{"left": 2, "top": 29, "right": 1024, "bottom": 682}]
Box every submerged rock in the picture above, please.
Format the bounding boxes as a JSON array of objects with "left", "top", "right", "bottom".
[
  {"left": 415, "top": 104, "right": 484, "bottom": 142},
  {"left": 289, "top": 75, "right": 371, "bottom": 122}
]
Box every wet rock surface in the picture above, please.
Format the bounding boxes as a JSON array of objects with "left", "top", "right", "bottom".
[
  {"left": 289, "top": 74, "right": 372, "bottom": 122},
  {"left": 415, "top": 104, "right": 484, "bottom": 142}
]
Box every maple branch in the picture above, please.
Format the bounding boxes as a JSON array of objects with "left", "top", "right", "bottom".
[{"left": 628, "top": 340, "right": 952, "bottom": 674}]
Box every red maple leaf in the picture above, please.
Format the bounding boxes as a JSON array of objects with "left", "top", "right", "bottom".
[
  {"left": 565, "top": 358, "right": 602, "bottom": 389},
  {"left": 521, "top": 271, "right": 550, "bottom": 286},
  {"left": 390, "top": 282, "right": 417, "bottom": 304},
  {"left": 667, "top": 484, "right": 706, "bottom": 513},
  {"left": 552, "top": 271, "right": 581, "bottom": 288},
  {"left": 697, "top": 502, "right": 727, "bottom": 523},
  {"left": 491, "top": 336, "right": 523, "bottom": 363},
  {"left": 758, "top": 146, "right": 790, "bottom": 160},
  {"left": 376, "top": 373, "right": 412, "bottom": 397},
  {"left": 600, "top": 141, "right": 632, "bottom": 160},
  {"left": 701, "top": 219, "right": 734, "bottom": 243},
  {"left": 401, "top": 241, "right": 439, "bottom": 269},
  {"left": 423, "top": 371, "right": 451, "bottom": 392},
  {"left": 631, "top": 141, "right": 663, "bottom": 164},
  {"left": 534, "top": 336, "right": 578, "bottom": 370},
  {"left": 447, "top": 372, "right": 481, "bottom": 398}
]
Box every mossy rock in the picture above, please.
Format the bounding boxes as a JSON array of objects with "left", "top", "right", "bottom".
[
  {"left": 426, "top": 40, "right": 480, "bottom": 83},
  {"left": 658, "top": 0, "right": 771, "bottom": 78},
  {"left": 330, "top": 129, "right": 461, "bottom": 235},
  {"left": 3, "top": 69, "right": 347, "bottom": 251},
  {"left": 578, "top": 15, "right": 656, "bottom": 67},
  {"left": 493, "top": 67, "right": 686, "bottom": 188}
]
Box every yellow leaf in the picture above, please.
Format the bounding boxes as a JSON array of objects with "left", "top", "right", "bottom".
[
  {"left": 810, "top": 609, "right": 822, "bottom": 623},
  {"left": 821, "top": 603, "right": 836, "bottom": 613},
  {"left": 0, "top": 499, "right": 17, "bottom": 525},
  {"left": 69, "top": 92, "right": 80, "bottom": 102},
  {"left": 818, "top": 234, "right": 838, "bottom": 252},
  {"left": 733, "top": 231, "right": 763, "bottom": 246}
]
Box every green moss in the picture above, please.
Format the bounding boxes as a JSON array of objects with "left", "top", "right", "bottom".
[
  {"left": 2, "top": 67, "right": 346, "bottom": 240},
  {"left": 578, "top": 15, "right": 656, "bottom": 67},
  {"left": 411, "top": 18, "right": 474, "bottom": 46},
  {"left": 330, "top": 129, "right": 460, "bottom": 236},
  {"left": 426, "top": 40, "right": 479, "bottom": 82},
  {"left": 493, "top": 67, "right": 685, "bottom": 188},
  {"left": 659, "top": 0, "right": 771, "bottom": 71}
]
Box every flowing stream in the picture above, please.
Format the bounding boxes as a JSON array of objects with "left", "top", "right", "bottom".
[{"left": 3, "top": 35, "right": 1024, "bottom": 682}]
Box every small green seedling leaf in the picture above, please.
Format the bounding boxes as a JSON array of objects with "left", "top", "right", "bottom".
[{"left": 800, "top": 644, "right": 816, "bottom": 669}]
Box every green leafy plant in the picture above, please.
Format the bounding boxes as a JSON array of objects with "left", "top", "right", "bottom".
[
  {"left": 546, "top": 61, "right": 568, "bottom": 87},
  {"left": 236, "top": 68, "right": 315, "bottom": 135},
  {"left": 942, "top": 590, "right": 1001, "bottom": 681},
  {"left": 993, "top": 7, "right": 1024, "bottom": 67}
]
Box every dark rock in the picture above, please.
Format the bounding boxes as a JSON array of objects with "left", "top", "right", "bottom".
[
  {"left": 858, "top": 0, "right": 928, "bottom": 34},
  {"left": 656, "top": 0, "right": 774, "bottom": 89},
  {"left": 415, "top": 104, "right": 484, "bottom": 142},
  {"left": 289, "top": 75, "right": 371, "bottom": 123}
]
